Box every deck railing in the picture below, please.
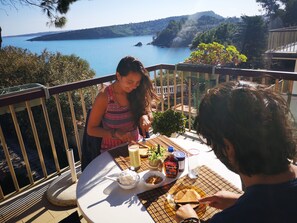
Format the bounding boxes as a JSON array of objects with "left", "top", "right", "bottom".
[
  {"left": 267, "top": 26, "right": 297, "bottom": 53},
  {"left": 0, "top": 63, "right": 297, "bottom": 202}
]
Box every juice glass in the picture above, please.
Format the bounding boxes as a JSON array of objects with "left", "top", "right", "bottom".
[{"left": 128, "top": 144, "right": 141, "bottom": 171}]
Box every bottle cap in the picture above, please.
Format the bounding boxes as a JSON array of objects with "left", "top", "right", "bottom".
[
  {"left": 168, "top": 146, "right": 174, "bottom": 152},
  {"left": 173, "top": 151, "right": 186, "bottom": 160}
]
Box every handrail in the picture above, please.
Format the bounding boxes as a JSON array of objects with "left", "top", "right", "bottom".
[
  {"left": 0, "top": 63, "right": 296, "bottom": 202},
  {"left": 1, "top": 64, "right": 297, "bottom": 107}
]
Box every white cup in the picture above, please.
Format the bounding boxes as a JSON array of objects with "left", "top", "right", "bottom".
[
  {"left": 128, "top": 144, "right": 141, "bottom": 170},
  {"left": 187, "top": 148, "right": 200, "bottom": 179}
]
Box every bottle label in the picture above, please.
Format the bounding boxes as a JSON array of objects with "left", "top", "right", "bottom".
[{"left": 164, "top": 161, "right": 178, "bottom": 178}]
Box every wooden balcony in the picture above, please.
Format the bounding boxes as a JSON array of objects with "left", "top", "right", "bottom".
[
  {"left": 267, "top": 26, "right": 297, "bottom": 59},
  {"left": 0, "top": 63, "right": 297, "bottom": 222}
]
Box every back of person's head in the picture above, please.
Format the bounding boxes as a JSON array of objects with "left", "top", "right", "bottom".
[{"left": 196, "top": 81, "right": 296, "bottom": 176}]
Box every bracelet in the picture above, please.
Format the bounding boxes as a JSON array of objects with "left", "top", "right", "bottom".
[{"left": 180, "top": 218, "right": 200, "bottom": 223}]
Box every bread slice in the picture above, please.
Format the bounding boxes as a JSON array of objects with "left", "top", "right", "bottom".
[{"left": 174, "top": 188, "right": 201, "bottom": 209}]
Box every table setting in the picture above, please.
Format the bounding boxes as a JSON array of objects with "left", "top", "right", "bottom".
[{"left": 77, "top": 135, "right": 242, "bottom": 223}]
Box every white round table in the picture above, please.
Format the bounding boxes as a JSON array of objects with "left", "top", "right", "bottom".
[{"left": 76, "top": 138, "right": 241, "bottom": 223}]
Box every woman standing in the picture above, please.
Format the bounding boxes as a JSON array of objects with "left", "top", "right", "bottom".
[{"left": 87, "top": 56, "right": 158, "bottom": 151}]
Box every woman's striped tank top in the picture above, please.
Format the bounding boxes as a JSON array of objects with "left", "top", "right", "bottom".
[{"left": 101, "top": 85, "right": 140, "bottom": 150}]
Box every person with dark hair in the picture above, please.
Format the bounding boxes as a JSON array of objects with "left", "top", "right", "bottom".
[
  {"left": 177, "top": 81, "right": 297, "bottom": 223},
  {"left": 87, "top": 56, "right": 158, "bottom": 151}
]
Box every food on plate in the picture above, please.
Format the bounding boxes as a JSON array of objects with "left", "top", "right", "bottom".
[
  {"left": 145, "top": 175, "right": 163, "bottom": 185},
  {"left": 174, "top": 188, "right": 201, "bottom": 209},
  {"left": 118, "top": 170, "right": 138, "bottom": 185}
]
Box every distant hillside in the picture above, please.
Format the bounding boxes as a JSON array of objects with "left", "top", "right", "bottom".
[
  {"left": 28, "top": 11, "right": 225, "bottom": 42},
  {"left": 151, "top": 11, "right": 240, "bottom": 47},
  {"left": 28, "top": 16, "right": 187, "bottom": 41},
  {"left": 6, "top": 31, "right": 63, "bottom": 38}
]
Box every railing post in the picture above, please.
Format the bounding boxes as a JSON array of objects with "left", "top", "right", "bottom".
[
  {"left": 160, "top": 69, "right": 164, "bottom": 112},
  {"left": 167, "top": 69, "right": 170, "bottom": 109},
  {"left": 9, "top": 105, "right": 34, "bottom": 185},
  {"left": 66, "top": 148, "right": 77, "bottom": 183},
  {"left": 41, "top": 98, "right": 61, "bottom": 173},
  {"left": 174, "top": 65, "right": 177, "bottom": 111},
  {"left": 0, "top": 124, "right": 20, "bottom": 191},
  {"left": 25, "top": 101, "right": 48, "bottom": 178},
  {"left": 67, "top": 91, "right": 82, "bottom": 161}
]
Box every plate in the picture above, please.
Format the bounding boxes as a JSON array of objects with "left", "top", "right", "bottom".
[
  {"left": 142, "top": 170, "right": 165, "bottom": 188},
  {"left": 165, "top": 185, "right": 207, "bottom": 218}
]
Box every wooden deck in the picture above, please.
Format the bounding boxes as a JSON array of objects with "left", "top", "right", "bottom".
[{"left": 0, "top": 171, "right": 87, "bottom": 223}]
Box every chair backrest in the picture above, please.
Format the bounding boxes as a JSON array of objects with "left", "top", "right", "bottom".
[{"left": 81, "top": 108, "right": 102, "bottom": 171}]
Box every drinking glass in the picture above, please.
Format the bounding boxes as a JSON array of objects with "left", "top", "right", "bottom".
[
  {"left": 187, "top": 148, "right": 200, "bottom": 179},
  {"left": 128, "top": 143, "right": 141, "bottom": 171}
]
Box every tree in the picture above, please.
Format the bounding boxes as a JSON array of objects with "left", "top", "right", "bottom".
[
  {"left": 185, "top": 42, "right": 247, "bottom": 66},
  {"left": 0, "top": 46, "right": 95, "bottom": 177},
  {"left": 0, "top": 46, "right": 95, "bottom": 87},
  {"left": 191, "top": 23, "right": 239, "bottom": 49},
  {"left": 152, "top": 20, "right": 185, "bottom": 47},
  {"left": 256, "top": 0, "right": 297, "bottom": 27},
  {"left": 0, "top": 0, "right": 77, "bottom": 27},
  {"left": 237, "top": 16, "right": 268, "bottom": 69}
]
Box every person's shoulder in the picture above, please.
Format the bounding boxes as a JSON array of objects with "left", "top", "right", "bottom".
[{"left": 94, "top": 89, "right": 108, "bottom": 105}]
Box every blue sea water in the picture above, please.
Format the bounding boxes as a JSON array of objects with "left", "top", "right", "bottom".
[{"left": 2, "top": 35, "right": 191, "bottom": 77}]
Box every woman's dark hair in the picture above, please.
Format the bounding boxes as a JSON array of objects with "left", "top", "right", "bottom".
[
  {"left": 196, "top": 81, "right": 296, "bottom": 176},
  {"left": 116, "top": 56, "right": 158, "bottom": 126}
]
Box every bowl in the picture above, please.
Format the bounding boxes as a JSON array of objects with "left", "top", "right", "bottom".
[
  {"left": 142, "top": 170, "right": 165, "bottom": 188},
  {"left": 117, "top": 169, "right": 140, "bottom": 190}
]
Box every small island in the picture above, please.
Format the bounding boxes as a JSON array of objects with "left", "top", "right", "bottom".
[{"left": 134, "top": 42, "right": 142, "bottom": 47}]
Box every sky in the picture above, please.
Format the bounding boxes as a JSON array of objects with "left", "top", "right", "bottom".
[{"left": 0, "top": 0, "right": 265, "bottom": 36}]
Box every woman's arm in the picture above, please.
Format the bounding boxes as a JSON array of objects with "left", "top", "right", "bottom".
[
  {"left": 87, "top": 91, "right": 113, "bottom": 138},
  {"left": 139, "top": 106, "right": 153, "bottom": 137}
]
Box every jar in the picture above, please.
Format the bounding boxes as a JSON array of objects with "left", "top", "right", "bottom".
[{"left": 172, "top": 151, "right": 185, "bottom": 172}]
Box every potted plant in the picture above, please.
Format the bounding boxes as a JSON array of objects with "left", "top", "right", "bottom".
[
  {"left": 148, "top": 144, "right": 165, "bottom": 169},
  {"left": 152, "top": 109, "right": 186, "bottom": 137}
]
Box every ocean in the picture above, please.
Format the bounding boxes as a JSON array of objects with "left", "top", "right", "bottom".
[{"left": 2, "top": 35, "right": 191, "bottom": 77}]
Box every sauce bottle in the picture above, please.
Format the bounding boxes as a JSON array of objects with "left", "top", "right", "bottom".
[{"left": 163, "top": 146, "right": 179, "bottom": 178}]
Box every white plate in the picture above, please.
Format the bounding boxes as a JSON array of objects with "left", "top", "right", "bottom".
[{"left": 142, "top": 170, "right": 165, "bottom": 188}]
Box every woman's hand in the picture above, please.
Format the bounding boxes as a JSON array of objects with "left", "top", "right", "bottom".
[
  {"left": 199, "top": 190, "right": 241, "bottom": 210},
  {"left": 114, "top": 130, "right": 134, "bottom": 142},
  {"left": 176, "top": 204, "right": 199, "bottom": 222},
  {"left": 139, "top": 114, "right": 152, "bottom": 137}
]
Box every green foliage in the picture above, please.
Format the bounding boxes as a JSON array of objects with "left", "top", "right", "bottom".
[
  {"left": 0, "top": 46, "right": 95, "bottom": 166},
  {"left": 256, "top": 0, "right": 297, "bottom": 26},
  {"left": 151, "top": 12, "right": 235, "bottom": 48},
  {"left": 2, "top": 0, "right": 77, "bottom": 27},
  {"left": 153, "top": 71, "right": 181, "bottom": 86},
  {"left": 29, "top": 16, "right": 186, "bottom": 41},
  {"left": 151, "top": 20, "right": 184, "bottom": 47},
  {"left": 0, "top": 46, "right": 95, "bottom": 88},
  {"left": 237, "top": 16, "right": 268, "bottom": 69},
  {"left": 152, "top": 109, "right": 186, "bottom": 137},
  {"left": 185, "top": 42, "right": 247, "bottom": 66},
  {"left": 148, "top": 145, "right": 166, "bottom": 161},
  {"left": 191, "top": 23, "right": 239, "bottom": 49}
]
